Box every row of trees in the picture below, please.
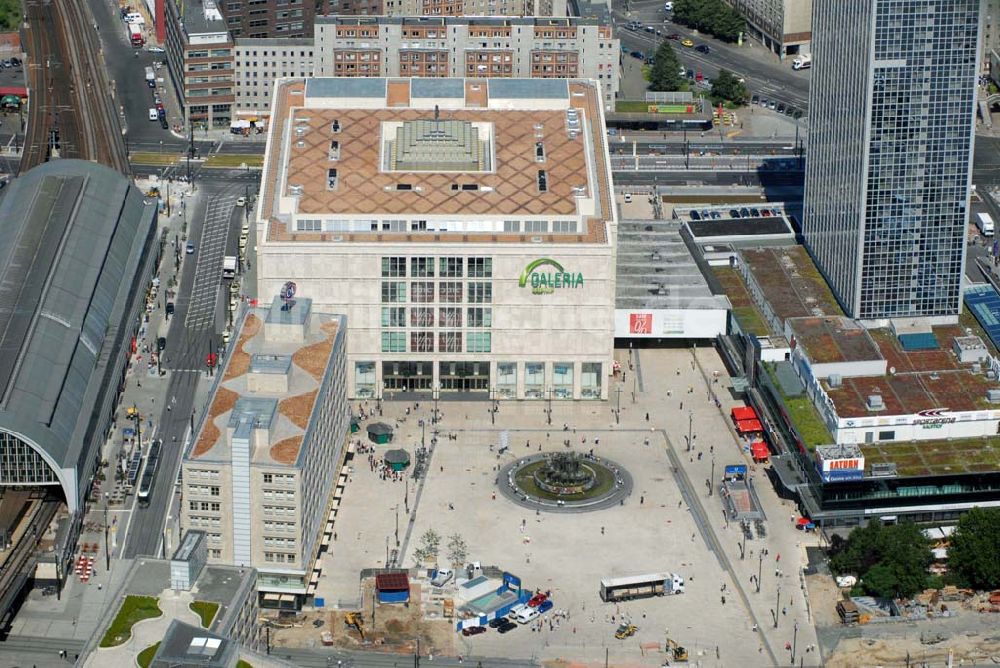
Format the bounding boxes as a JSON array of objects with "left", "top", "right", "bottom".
[
  {"left": 830, "top": 507, "right": 1000, "bottom": 598},
  {"left": 647, "top": 41, "right": 748, "bottom": 105},
  {"left": 412, "top": 529, "right": 468, "bottom": 566},
  {"left": 671, "top": 0, "right": 746, "bottom": 43}
]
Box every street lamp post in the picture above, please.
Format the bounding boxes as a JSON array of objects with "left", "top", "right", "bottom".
[
  {"left": 709, "top": 458, "right": 715, "bottom": 496},
  {"left": 546, "top": 387, "right": 553, "bottom": 426},
  {"left": 433, "top": 384, "right": 440, "bottom": 425},
  {"left": 774, "top": 583, "right": 781, "bottom": 629},
  {"left": 757, "top": 550, "right": 763, "bottom": 593},
  {"left": 420, "top": 419, "right": 425, "bottom": 448},
  {"left": 791, "top": 620, "right": 798, "bottom": 664},
  {"left": 686, "top": 410, "right": 693, "bottom": 451},
  {"left": 614, "top": 384, "right": 622, "bottom": 424},
  {"left": 490, "top": 387, "right": 495, "bottom": 425}
]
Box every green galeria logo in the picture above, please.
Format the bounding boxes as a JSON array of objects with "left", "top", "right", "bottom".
[{"left": 518, "top": 258, "right": 584, "bottom": 295}]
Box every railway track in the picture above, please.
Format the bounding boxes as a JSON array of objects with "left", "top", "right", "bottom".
[
  {"left": 20, "top": 0, "right": 129, "bottom": 175},
  {"left": 0, "top": 498, "right": 58, "bottom": 629}
]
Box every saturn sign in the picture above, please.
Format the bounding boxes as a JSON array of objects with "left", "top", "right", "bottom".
[
  {"left": 914, "top": 407, "right": 955, "bottom": 425},
  {"left": 518, "top": 258, "right": 584, "bottom": 295}
]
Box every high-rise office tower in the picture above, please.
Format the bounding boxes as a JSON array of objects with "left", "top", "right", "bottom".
[{"left": 803, "top": 0, "right": 982, "bottom": 322}]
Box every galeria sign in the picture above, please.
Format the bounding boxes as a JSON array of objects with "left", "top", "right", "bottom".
[{"left": 519, "top": 258, "right": 584, "bottom": 295}]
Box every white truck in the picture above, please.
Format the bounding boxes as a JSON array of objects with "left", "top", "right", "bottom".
[
  {"left": 222, "top": 255, "right": 237, "bottom": 279},
  {"left": 145, "top": 66, "right": 155, "bottom": 88},
  {"left": 599, "top": 572, "right": 685, "bottom": 602},
  {"left": 977, "top": 212, "right": 995, "bottom": 237},
  {"left": 792, "top": 53, "right": 811, "bottom": 70}
]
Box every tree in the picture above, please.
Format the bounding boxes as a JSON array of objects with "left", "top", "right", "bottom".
[
  {"left": 672, "top": 0, "right": 746, "bottom": 43},
  {"left": 412, "top": 529, "right": 441, "bottom": 566},
  {"left": 648, "top": 40, "right": 685, "bottom": 92},
  {"left": 446, "top": 533, "right": 469, "bottom": 566},
  {"left": 948, "top": 507, "right": 1000, "bottom": 590},
  {"left": 711, "top": 69, "right": 749, "bottom": 105},
  {"left": 829, "top": 522, "right": 932, "bottom": 599}
]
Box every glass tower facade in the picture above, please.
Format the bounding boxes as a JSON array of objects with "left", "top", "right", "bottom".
[{"left": 803, "top": 0, "right": 982, "bottom": 321}]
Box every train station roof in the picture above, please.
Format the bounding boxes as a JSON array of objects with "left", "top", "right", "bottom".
[{"left": 0, "top": 160, "right": 156, "bottom": 510}]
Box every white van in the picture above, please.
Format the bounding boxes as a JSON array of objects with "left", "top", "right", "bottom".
[
  {"left": 664, "top": 1, "right": 673, "bottom": 10},
  {"left": 124, "top": 12, "right": 144, "bottom": 23},
  {"left": 148, "top": 108, "right": 158, "bottom": 121},
  {"left": 513, "top": 606, "right": 540, "bottom": 625}
]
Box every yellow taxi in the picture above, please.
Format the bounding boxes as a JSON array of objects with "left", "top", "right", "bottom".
[{"left": 681, "top": 38, "right": 694, "bottom": 47}]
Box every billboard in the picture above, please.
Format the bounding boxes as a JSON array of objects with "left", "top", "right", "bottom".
[{"left": 614, "top": 309, "right": 727, "bottom": 339}]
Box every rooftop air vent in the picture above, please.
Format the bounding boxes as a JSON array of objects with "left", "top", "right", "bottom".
[
  {"left": 866, "top": 394, "right": 884, "bottom": 411},
  {"left": 989, "top": 389, "right": 1000, "bottom": 403},
  {"left": 288, "top": 184, "right": 304, "bottom": 196},
  {"left": 651, "top": 251, "right": 661, "bottom": 262},
  {"left": 828, "top": 374, "right": 842, "bottom": 388},
  {"left": 656, "top": 284, "right": 668, "bottom": 296},
  {"left": 331, "top": 120, "right": 341, "bottom": 133}
]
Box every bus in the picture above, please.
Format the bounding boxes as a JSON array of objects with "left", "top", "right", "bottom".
[{"left": 137, "top": 439, "right": 161, "bottom": 506}]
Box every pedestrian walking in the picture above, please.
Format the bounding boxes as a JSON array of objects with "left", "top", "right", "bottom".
[{"left": 645, "top": 412, "right": 649, "bottom": 421}]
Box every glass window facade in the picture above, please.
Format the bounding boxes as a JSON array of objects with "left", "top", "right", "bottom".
[
  {"left": 525, "top": 363, "right": 544, "bottom": 399},
  {"left": 0, "top": 432, "right": 58, "bottom": 485},
  {"left": 354, "top": 361, "right": 376, "bottom": 398},
  {"left": 581, "top": 362, "right": 602, "bottom": 399},
  {"left": 553, "top": 363, "right": 573, "bottom": 399},
  {"left": 497, "top": 362, "right": 517, "bottom": 398},
  {"left": 803, "top": 0, "right": 979, "bottom": 319}
]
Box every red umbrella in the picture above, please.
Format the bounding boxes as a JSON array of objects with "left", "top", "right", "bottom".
[{"left": 796, "top": 517, "right": 811, "bottom": 526}]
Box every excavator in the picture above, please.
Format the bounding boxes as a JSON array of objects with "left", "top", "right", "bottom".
[
  {"left": 666, "top": 638, "right": 689, "bottom": 662},
  {"left": 343, "top": 611, "right": 365, "bottom": 640}
]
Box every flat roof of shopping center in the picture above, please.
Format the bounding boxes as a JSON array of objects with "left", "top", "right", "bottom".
[
  {"left": 259, "top": 78, "right": 614, "bottom": 245},
  {"left": 615, "top": 219, "right": 730, "bottom": 311},
  {"left": 741, "top": 246, "right": 843, "bottom": 323}
]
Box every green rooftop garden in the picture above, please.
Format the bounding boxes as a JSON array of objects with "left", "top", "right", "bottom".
[
  {"left": 190, "top": 600, "right": 219, "bottom": 628},
  {"left": 137, "top": 642, "right": 161, "bottom": 668},
  {"left": 99, "top": 595, "right": 162, "bottom": 648},
  {"left": 764, "top": 363, "right": 833, "bottom": 450}
]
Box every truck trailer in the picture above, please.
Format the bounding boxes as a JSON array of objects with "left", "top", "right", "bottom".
[
  {"left": 599, "top": 572, "right": 685, "bottom": 602},
  {"left": 129, "top": 23, "right": 144, "bottom": 47}
]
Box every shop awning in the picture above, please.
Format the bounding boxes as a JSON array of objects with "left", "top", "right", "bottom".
[
  {"left": 347, "top": 441, "right": 357, "bottom": 455},
  {"left": 338, "top": 473, "right": 348, "bottom": 485},
  {"left": 331, "top": 498, "right": 341, "bottom": 511},
  {"left": 263, "top": 593, "right": 281, "bottom": 603},
  {"left": 751, "top": 440, "right": 770, "bottom": 460},
  {"left": 736, "top": 419, "right": 763, "bottom": 434},
  {"left": 321, "top": 533, "right": 331, "bottom": 547},
  {"left": 340, "top": 464, "right": 350, "bottom": 476},
  {"left": 307, "top": 583, "right": 317, "bottom": 595},
  {"left": 731, "top": 406, "right": 758, "bottom": 422}
]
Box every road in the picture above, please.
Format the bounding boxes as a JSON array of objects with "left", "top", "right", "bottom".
[
  {"left": 615, "top": 0, "right": 811, "bottom": 112},
  {"left": 122, "top": 178, "right": 244, "bottom": 558},
  {"left": 612, "top": 170, "right": 803, "bottom": 188},
  {"left": 610, "top": 138, "right": 801, "bottom": 156}
]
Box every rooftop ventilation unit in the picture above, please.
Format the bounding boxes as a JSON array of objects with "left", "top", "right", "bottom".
[
  {"left": 866, "top": 394, "right": 884, "bottom": 411},
  {"left": 656, "top": 284, "right": 668, "bottom": 296},
  {"left": 988, "top": 389, "right": 1000, "bottom": 403},
  {"left": 288, "top": 184, "right": 304, "bottom": 196},
  {"left": 828, "top": 374, "right": 842, "bottom": 388}
]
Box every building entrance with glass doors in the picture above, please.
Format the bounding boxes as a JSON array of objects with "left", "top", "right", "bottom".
[{"left": 439, "top": 361, "right": 489, "bottom": 393}]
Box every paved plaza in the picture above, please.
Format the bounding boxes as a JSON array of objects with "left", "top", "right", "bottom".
[{"left": 316, "top": 345, "right": 824, "bottom": 666}]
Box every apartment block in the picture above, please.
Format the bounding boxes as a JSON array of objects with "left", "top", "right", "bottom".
[
  {"left": 331, "top": 0, "right": 569, "bottom": 17},
  {"left": 165, "top": 0, "right": 236, "bottom": 128},
  {"left": 725, "top": 0, "right": 812, "bottom": 57},
  {"left": 219, "top": 0, "right": 331, "bottom": 38},
  {"left": 314, "top": 16, "right": 619, "bottom": 109},
  {"left": 181, "top": 298, "right": 349, "bottom": 607},
  {"left": 235, "top": 38, "right": 316, "bottom": 112}
]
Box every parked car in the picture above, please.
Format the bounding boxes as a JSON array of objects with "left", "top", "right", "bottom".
[
  {"left": 749, "top": 208, "right": 760, "bottom": 217},
  {"left": 623, "top": 193, "right": 632, "bottom": 203},
  {"left": 686, "top": 69, "right": 694, "bottom": 79},
  {"left": 157, "top": 337, "right": 166, "bottom": 351},
  {"left": 431, "top": 568, "right": 454, "bottom": 587},
  {"left": 528, "top": 593, "right": 549, "bottom": 607},
  {"left": 148, "top": 46, "right": 165, "bottom": 53},
  {"left": 710, "top": 210, "right": 721, "bottom": 219},
  {"left": 488, "top": 618, "right": 506, "bottom": 629},
  {"left": 462, "top": 626, "right": 487, "bottom": 637},
  {"left": 159, "top": 117, "right": 169, "bottom": 130},
  {"left": 497, "top": 621, "right": 517, "bottom": 634},
  {"left": 681, "top": 38, "right": 694, "bottom": 47},
  {"left": 751, "top": 95, "right": 759, "bottom": 105},
  {"left": 537, "top": 599, "right": 554, "bottom": 614},
  {"left": 695, "top": 44, "right": 711, "bottom": 54},
  {"left": 777, "top": 103, "right": 786, "bottom": 113},
  {"left": 668, "top": 33, "right": 681, "bottom": 40},
  {"left": 758, "top": 98, "right": 767, "bottom": 107},
  {"left": 768, "top": 100, "right": 777, "bottom": 110},
  {"left": 630, "top": 50, "right": 644, "bottom": 60},
  {"left": 729, "top": 208, "right": 740, "bottom": 218},
  {"left": 761, "top": 209, "right": 772, "bottom": 217},
  {"left": 186, "top": 241, "right": 195, "bottom": 254},
  {"left": 690, "top": 210, "right": 701, "bottom": 221},
  {"left": 739, "top": 207, "right": 751, "bottom": 217},
  {"left": 165, "top": 302, "right": 175, "bottom": 316}
]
